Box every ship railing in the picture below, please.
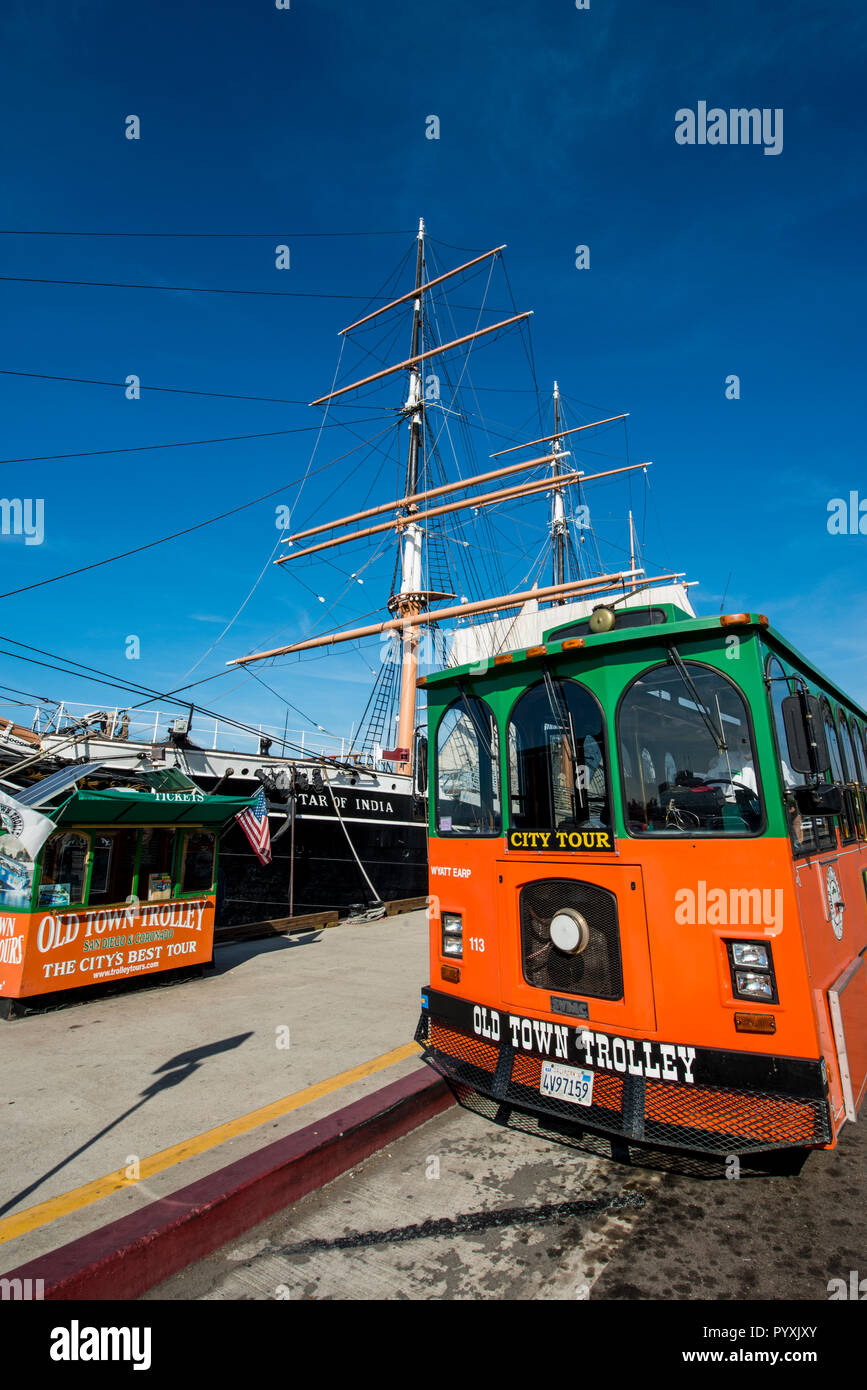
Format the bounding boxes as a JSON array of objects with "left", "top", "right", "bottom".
[{"left": 0, "top": 699, "right": 356, "bottom": 763}]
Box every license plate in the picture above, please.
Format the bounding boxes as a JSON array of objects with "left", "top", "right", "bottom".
[{"left": 540, "top": 1060, "right": 594, "bottom": 1106}]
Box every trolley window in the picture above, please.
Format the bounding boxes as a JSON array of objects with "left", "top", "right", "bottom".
[
  {"left": 856, "top": 721, "right": 867, "bottom": 830},
  {"left": 435, "top": 695, "right": 501, "bottom": 836},
  {"left": 765, "top": 657, "right": 836, "bottom": 854},
  {"left": 823, "top": 701, "right": 856, "bottom": 843},
  {"left": 618, "top": 661, "right": 763, "bottom": 835},
  {"left": 853, "top": 720, "right": 867, "bottom": 788},
  {"left": 508, "top": 677, "right": 610, "bottom": 831},
  {"left": 838, "top": 709, "right": 865, "bottom": 840}
]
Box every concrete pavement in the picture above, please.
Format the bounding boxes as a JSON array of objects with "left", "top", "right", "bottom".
[
  {"left": 144, "top": 1096, "right": 866, "bottom": 1302},
  {"left": 0, "top": 910, "right": 430, "bottom": 1275}
]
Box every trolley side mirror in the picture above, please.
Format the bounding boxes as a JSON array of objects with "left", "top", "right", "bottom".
[
  {"left": 781, "top": 694, "right": 830, "bottom": 775},
  {"left": 793, "top": 784, "right": 842, "bottom": 817},
  {"left": 415, "top": 734, "right": 428, "bottom": 796}
]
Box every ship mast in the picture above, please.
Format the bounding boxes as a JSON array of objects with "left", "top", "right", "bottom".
[
  {"left": 391, "top": 218, "right": 426, "bottom": 774},
  {"left": 550, "top": 381, "right": 570, "bottom": 599},
  {"left": 234, "top": 238, "right": 662, "bottom": 745}
]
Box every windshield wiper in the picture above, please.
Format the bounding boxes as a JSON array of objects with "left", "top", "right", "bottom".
[
  {"left": 542, "top": 668, "right": 589, "bottom": 815},
  {"left": 456, "top": 681, "right": 495, "bottom": 762},
  {"left": 666, "top": 645, "right": 728, "bottom": 753}
]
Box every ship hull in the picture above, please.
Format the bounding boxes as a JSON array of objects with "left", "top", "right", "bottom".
[
  {"left": 22, "top": 735, "right": 428, "bottom": 925},
  {"left": 219, "top": 792, "right": 427, "bottom": 924}
]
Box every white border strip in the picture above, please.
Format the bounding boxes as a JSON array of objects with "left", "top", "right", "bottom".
[{"left": 827, "top": 956, "right": 865, "bottom": 1123}]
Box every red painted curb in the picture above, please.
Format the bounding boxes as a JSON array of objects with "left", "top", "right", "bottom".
[{"left": 3, "top": 1065, "right": 453, "bottom": 1301}]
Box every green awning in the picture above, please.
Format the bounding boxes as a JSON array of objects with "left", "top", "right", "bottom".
[{"left": 52, "top": 788, "right": 257, "bottom": 829}]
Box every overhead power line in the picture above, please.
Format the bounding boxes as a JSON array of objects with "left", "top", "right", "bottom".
[
  {"left": 0, "top": 636, "right": 326, "bottom": 757},
  {"left": 0, "top": 417, "right": 382, "bottom": 467},
  {"left": 0, "top": 274, "right": 406, "bottom": 301},
  {"left": 0, "top": 369, "right": 308, "bottom": 406},
  {"left": 0, "top": 275, "right": 509, "bottom": 312},
  {"left": 0, "top": 444, "right": 372, "bottom": 599},
  {"left": 0, "top": 228, "right": 417, "bottom": 238},
  {"left": 0, "top": 368, "right": 379, "bottom": 409}
]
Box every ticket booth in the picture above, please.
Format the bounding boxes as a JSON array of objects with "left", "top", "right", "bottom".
[{"left": 0, "top": 785, "right": 254, "bottom": 1015}]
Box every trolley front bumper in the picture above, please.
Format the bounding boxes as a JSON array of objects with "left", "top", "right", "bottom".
[{"left": 416, "top": 987, "right": 832, "bottom": 1157}]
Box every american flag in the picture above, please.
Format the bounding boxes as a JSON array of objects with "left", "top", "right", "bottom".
[{"left": 235, "top": 789, "right": 272, "bottom": 865}]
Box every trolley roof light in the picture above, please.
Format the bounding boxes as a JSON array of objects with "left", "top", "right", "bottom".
[{"left": 720, "top": 613, "right": 769, "bottom": 627}]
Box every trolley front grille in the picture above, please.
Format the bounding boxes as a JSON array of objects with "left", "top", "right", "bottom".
[
  {"left": 519, "top": 878, "right": 623, "bottom": 999},
  {"left": 419, "top": 1013, "right": 831, "bottom": 1157}
]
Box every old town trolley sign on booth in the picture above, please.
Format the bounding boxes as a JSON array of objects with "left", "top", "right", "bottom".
[
  {"left": 417, "top": 602, "right": 867, "bottom": 1157},
  {"left": 0, "top": 786, "right": 254, "bottom": 1004}
]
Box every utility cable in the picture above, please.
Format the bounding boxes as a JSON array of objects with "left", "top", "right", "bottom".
[
  {"left": 0, "top": 417, "right": 382, "bottom": 468},
  {"left": 0, "top": 228, "right": 416, "bottom": 238},
  {"left": 0, "top": 368, "right": 372, "bottom": 408},
  {"left": 0, "top": 441, "right": 378, "bottom": 599}
]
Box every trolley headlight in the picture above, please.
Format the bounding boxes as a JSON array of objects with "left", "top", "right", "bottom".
[
  {"left": 727, "top": 940, "right": 777, "bottom": 1003},
  {"left": 441, "top": 911, "right": 463, "bottom": 959},
  {"left": 549, "top": 908, "right": 590, "bottom": 955},
  {"left": 734, "top": 970, "right": 774, "bottom": 1000},
  {"left": 731, "top": 942, "right": 769, "bottom": 969}
]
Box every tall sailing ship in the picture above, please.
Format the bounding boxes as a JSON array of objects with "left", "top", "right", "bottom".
[{"left": 0, "top": 222, "right": 694, "bottom": 924}]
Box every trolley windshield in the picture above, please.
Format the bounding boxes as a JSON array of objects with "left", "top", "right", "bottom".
[{"left": 618, "top": 661, "right": 763, "bottom": 835}]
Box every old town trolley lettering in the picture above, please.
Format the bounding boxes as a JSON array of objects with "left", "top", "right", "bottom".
[
  {"left": 39, "top": 899, "right": 211, "bottom": 980},
  {"left": 472, "top": 1003, "right": 697, "bottom": 1084},
  {"left": 0, "top": 783, "right": 256, "bottom": 1005}
]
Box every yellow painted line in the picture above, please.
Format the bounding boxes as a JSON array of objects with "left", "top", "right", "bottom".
[{"left": 0, "top": 1041, "right": 422, "bottom": 1248}]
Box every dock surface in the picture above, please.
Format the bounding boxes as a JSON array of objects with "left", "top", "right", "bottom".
[
  {"left": 3, "top": 905, "right": 866, "bottom": 1306},
  {"left": 0, "top": 910, "right": 429, "bottom": 1273},
  {"left": 147, "top": 1104, "right": 866, "bottom": 1302}
]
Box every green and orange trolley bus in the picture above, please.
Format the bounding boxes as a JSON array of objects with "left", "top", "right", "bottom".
[{"left": 415, "top": 600, "right": 867, "bottom": 1159}]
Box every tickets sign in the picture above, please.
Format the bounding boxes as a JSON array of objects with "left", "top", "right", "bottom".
[
  {"left": 507, "top": 828, "right": 615, "bottom": 853},
  {"left": 0, "top": 896, "right": 215, "bottom": 999}
]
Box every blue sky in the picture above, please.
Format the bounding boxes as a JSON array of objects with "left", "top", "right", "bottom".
[{"left": 0, "top": 0, "right": 865, "bottom": 747}]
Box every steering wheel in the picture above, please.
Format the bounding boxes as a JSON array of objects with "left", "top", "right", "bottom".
[
  {"left": 698, "top": 777, "right": 755, "bottom": 797},
  {"left": 699, "top": 777, "right": 762, "bottom": 825},
  {"left": 664, "top": 800, "right": 702, "bottom": 830}
]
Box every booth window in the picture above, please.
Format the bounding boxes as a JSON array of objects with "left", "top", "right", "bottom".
[
  {"left": 137, "top": 828, "right": 177, "bottom": 899},
  {"left": 435, "top": 695, "right": 501, "bottom": 835},
  {"left": 618, "top": 661, "right": 763, "bottom": 835},
  {"left": 180, "top": 831, "right": 216, "bottom": 893},
  {"left": 88, "top": 829, "right": 139, "bottom": 904},
  {"left": 508, "top": 677, "right": 609, "bottom": 832},
  {"left": 39, "top": 833, "right": 89, "bottom": 905}
]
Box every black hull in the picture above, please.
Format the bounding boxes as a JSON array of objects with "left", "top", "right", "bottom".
[
  {"left": 218, "top": 815, "right": 427, "bottom": 925},
  {"left": 196, "top": 774, "right": 427, "bottom": 926}
]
